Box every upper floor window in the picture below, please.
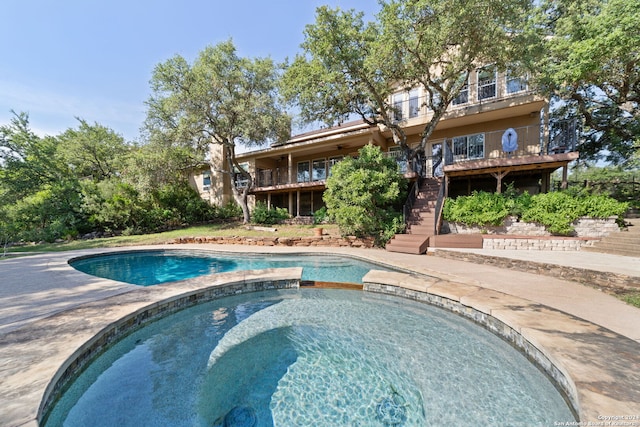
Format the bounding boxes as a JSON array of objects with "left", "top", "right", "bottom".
[
  {"left": 408, "top": 89, "right": 420, "bottom": 118},
  {"left": 477, "top": 66, "right": 497, "bottom": 100},
  {"left": 328, "top": 156, "right": 343, "bottom": 176},
  {"left": 312, "top": 158, "right": 326, "bottom": 181},
  {"left": 506, "top": 70, "right": 528, "bottom": 94},
  {"left": 452, "top": 133, "right": 485, "bottom": 160},
  {"left": 388, "top": 146, "right": 408, "bottom": 173},
  {"left": 233, "top": 162, "right": 249, "bottom": 189},
  {"left": 202, "top": 171, "right": 211, "bottom": 189},
  {"left": 452, "top": 76, "right": 469, "bottom": 106},
  {"left": 297, "top": 161, "right": 310, "bottom": 183},
  {"left": 392, "top": 93, "right": 404, "bottom": 122}
]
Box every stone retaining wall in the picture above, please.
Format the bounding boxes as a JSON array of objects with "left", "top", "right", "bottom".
[
  {"left": 483, "top": 236, "right": 596, "bottom": 251},
  {"left": 168, "top": 235, "right": 376, "bottom": 248}
]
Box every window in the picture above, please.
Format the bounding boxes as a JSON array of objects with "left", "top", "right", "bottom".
[
  {"left": 233, "top": 162, "right": 249, "bottom": 189},
  {"left": 312, "top": 158, "right": 326, "bottom": 181},
  {"left": 392, "top": 93, "right": 404, "bottom": 121},
  {"left": 409, "top": 89, "right": 420, "bottom": 118},
  {"left": 452, "top": 133, "right": 485, "bottom": 160},
  {"left": 389, "top": 146, "right": 408, "bottom": 173},
  {"left": 477, "top": 66, "right": 497, "bottom": 100},
  {"left": 297, "top": 161, "right": 310, "bottom": 183},
  {"left": 202, "top": 171, "right": 211, "bottom": 190},
  {"left": 328, "top": 156, "right": 343, "bottom": 176},
  {"left": 506, "top": 70, "right": 527, "bottom": 94},
  {"left": 430, "top": 91, "right": 442, "bottom": 110},
  {"left": 452, "top": 76, "right": 469, "bottom": 105},
  {"left": 468, "top": 133, "right": 485, "bottom": 158}
]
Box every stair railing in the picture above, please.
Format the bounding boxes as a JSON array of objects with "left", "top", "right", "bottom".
[
  {"left": 402, "top": 177, "right": 424, "bottom": 228},
  {"left": 433, "top": 178, "right": 447, "bottom": 235}
]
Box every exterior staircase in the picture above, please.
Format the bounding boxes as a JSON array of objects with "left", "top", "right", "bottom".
[
  {"left": 386, "top": 178, "right": 440, "bottom": 254},
  {"left": 582, "top": 218, "right": 640, "bottom": 258}
]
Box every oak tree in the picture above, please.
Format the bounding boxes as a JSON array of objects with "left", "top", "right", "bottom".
[
  {"left": 282, "top": 1, "right": 536, "bottom": 163},
  {"left": 536, "top": 0, "right": 640, "bottom": 164},
  {"left": 145, "top": 40, "right": 290, "bottom": 223}
]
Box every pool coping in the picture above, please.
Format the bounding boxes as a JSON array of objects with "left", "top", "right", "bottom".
[
  {"left": 1, "top": 247, "right": 639, "bottom": 426},
  {"left": 362, "top": 270, "right": 640, "bottom": 423}
]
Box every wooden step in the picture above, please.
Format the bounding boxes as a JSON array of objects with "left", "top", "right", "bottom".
[
  {"left": 408, "top": 225, "right": 434, "bottom": 234},
  {"left": 429, "top": 234, "right": 484, "bottom": 248},
  {"left": 388, "top": 177, "right": 441, "bottom": 254},
  {"left": 386, "top": 234, "right": 430, "bottom": 254}
]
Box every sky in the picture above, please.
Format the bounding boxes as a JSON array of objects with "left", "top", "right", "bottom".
[{"left": 0, "top": 0, "right": 376, "bottom": 142}]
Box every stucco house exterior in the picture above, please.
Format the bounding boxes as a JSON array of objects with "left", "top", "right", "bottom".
[{"left": 191, "top": 67, "right": 578, "bottom": 217}]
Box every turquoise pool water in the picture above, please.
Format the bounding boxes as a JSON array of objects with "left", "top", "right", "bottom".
[
  {"left": 44, "top": 289, "right": 573, "bottom": 426},
  {"left": 71, "top": 250, "right": 392, "bottom": 285}
]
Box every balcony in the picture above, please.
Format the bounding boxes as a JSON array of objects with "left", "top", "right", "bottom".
[{"left": 390, "top": 73, "right": 535, "bottom": 125}]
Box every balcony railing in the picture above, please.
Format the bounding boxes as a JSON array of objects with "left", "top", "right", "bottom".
[
  {"left": 438, "top": 121, "right": 577, "bottom": 167},
  {"left": 390, "top": 78, "right": 533, "bottom": 123},
  {"left": 250, "top": 121, "right": 577, "bottom": 189},
  {"left": 255, "top": 168, "right": 290, "bottom": 188}
]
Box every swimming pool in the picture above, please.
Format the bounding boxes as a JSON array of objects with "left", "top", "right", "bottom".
[
  {"left": 70, "top": 250, "right": 395, "bottom": 285},
  {"left": 43, "top": 289, "right": 574, "bottom": 426}
]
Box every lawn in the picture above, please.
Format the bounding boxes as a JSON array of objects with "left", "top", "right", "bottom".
[
  {"left": 4, "top": 222, "right": 341, "bottom": 254},
  {"left": 3, "top": 221, "right": 639, "bottom": 309}
]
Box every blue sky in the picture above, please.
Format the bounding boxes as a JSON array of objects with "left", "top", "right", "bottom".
[{"left": 0, "top": 0, "right": 376, "bottom": 142}]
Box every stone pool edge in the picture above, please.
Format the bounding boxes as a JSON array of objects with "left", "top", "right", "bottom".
[
  {"left": 1, "top": 268, "right": 301, "bottom": 427},
  {"left": 362, "top": 270, "right": 640, "bottom": 423},
  {"left": 2, "top": 250, "right": 638, "bottom": 426}
]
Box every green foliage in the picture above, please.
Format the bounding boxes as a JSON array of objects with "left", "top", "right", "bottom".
[
  {"left": 81, "top": 180, "right": 143, "bottom": 232},
  {"left": 283, "top": 0, "right": 536, "bottom": 154},
  {"left": 520, "top": 191, "right": 582, "bottom": 235},
  {"left": 313, "top": 206, "right": 328, "bottom": 225},
  {"left": 217, "top": 202, "right": 243, "bottom": 220},
  {"left": 145, "top": 40, "right": 291, "bottom": 223},
  {"left": 562, "top": 166, "right": 640, "bottom": 209},
  {"left": 57, "top": 119, "right": 129, "bottom": 180},
  {"left": 251, "top": 202, "right": 290, "bottom": 225},
  {"left": 536, "top": 0, "right": 640, "bottom": 163},
  {"left": 8, "top": 183, "right": 86, "bottom": 242},
  {"left": 444, "top": 189, "right": 629, "bottom": 235},
  {"left": 153, "top": 183, "right": 217, "bottom": 224},
  {"left": 443, "top": 191, "right": 510, "bottom": 227},
  {"left": 323, "top": 145, "right": 407, "bottom": 245},
  {"left": 622, "top": 292, "right": 640, "bottom": 309}
]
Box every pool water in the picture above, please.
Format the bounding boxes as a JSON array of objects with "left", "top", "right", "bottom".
[
  {"left": 71, "top": 251, "right": 392, "bottom": 285},
  {"left": 44, "top": 289, "right": 574, "bottom": 426}
]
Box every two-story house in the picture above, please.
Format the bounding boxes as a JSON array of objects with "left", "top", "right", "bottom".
[{"left": 191, "top": 67, "right": 578, "bottom": 252}]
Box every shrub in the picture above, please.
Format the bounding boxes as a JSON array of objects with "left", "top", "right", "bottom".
[
  {"left": 520, "top": 191, "right": 581, "bottom": 235},
  {"left": 442, "top": 191, "right": 509, "bottom": 227},
  {"left": 251, "top": 202, "right": 290, "bottom": 225},
  {"left": 313, "top": 206, "right": 328, "bottom": 225},
  {"left": 154, "top": 182, "right": 217, "bottom": 224},
  {"left": 217, "top": 201, "right": 243, "bottom": 220},
  {"left": 522, "top": 192, "right": 628, "bottom": 235},
  {"left": 323, "top": 145, "right": 407, "bottom": 246},
  {"left": 443, "top": 189, "right": 628, "bottom": 235}
]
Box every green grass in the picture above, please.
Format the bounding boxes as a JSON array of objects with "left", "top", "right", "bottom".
[
  {"left": 3, "top": 222, "right": 340, "bottom": 255},
  {"left": 621, "top": 291, "right": 640, "bottom": 309}
]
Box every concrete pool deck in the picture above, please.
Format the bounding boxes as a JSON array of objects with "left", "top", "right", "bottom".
[{"left": 1, "top": 245, "right": 639, "bottom": 426}]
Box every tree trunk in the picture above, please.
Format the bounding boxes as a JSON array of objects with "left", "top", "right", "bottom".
[
  {"left": 231, "top": 186, "right": 251, "bottom": 224},
  {"left": 224, "top": 144, "right": 253, "bottom": 224}
]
